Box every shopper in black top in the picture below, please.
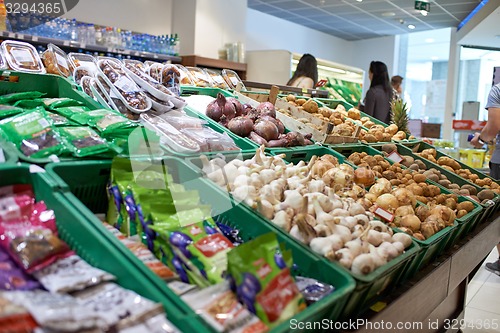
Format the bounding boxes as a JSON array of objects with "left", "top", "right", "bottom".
[{"left": 363, "top": 61, "right": 393, "bottom": 124}]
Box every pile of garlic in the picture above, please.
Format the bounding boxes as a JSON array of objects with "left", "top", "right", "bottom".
[{"left": 200, "top": 146, "right": 412, "bottom": 275}]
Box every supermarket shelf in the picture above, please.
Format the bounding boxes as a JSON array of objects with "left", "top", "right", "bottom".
[
  {"left": 181, "top": 55, "right": 247, "bottom": 79},
  {"left": 0, "top": 30, "right": 182, "bottom": 63},
  {"left": 344, "top": 214, "right": 500, "bottom": 333}
]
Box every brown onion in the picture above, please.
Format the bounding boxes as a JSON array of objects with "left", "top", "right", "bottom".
[
  {"left": 375, "top": 193, "right": 399, "bottom": 213},
  {"left": 227, "top": 116, "right": 254, "bottom": 137},
  {"left": 254, "top": 120, "right": 279, "bottom": 141},
  {"left": 353, "top": 167, "right": 375, "bottom": 187}
]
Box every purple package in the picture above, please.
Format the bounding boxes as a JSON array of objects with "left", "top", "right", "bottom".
[{"left": 0, "top": 248, "right": 40, "bottom": 290}]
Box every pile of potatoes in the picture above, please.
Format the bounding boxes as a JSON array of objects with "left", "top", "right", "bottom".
[{"left": 416, "top": 148, "right": 500, "bottom": 196}]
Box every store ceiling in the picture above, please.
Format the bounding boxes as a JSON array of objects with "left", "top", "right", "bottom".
[{"left": 247, "top": 0, "right": 482, "bottom": 41}]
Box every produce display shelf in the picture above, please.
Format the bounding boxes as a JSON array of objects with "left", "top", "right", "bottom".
[
  {"left": 399, "top": 141, "right": 500, "bottom": 218},
  {"left": 45, "top": 157, "right": 356, "bottom": 332},
  {"left": 371, "top": 143, "right": 490, "bottom": 237},
  {"left": 0, "top": 71, "right": 107, "bottom": 165},
  {"left": 187, "top": 146, "right": 420, "bottom": 319},
  {"left": 0, "top": 163, "right": 205, "bottom": 332},
  {"left": 329, "top": 144, "right": 473, "bottom": 276}
]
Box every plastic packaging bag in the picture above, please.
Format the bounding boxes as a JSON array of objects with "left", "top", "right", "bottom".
[
  {"left": 59, "top": 126, "right": 120, "bottom": 158},
  {"left": 0, "top": 105, "right": 24, "bottom": 120},
  {"left": 227, "top": 233, "right": 305, "bottom": 328},
  {"left": 0, "top": 295, "right": 38, "bottom": 332},
  {"left": 0, "top": 91, "right": 45, "bottom": 105},
  {"left": 0, "top": 108, "right": 68, "bottom": 158},
  {"left": 0, "top": 248, "right": 41, "bottom": 291}
]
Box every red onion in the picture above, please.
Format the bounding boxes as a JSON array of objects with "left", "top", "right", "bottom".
[
  {"left": 267, "top": 138, "right": 287, "bottom": 147},
  {"left": 227, "top": 116, "right": 254, "bottom": 137},
  {"left": 249, "top": 131, "right": 268, "bottom": 146},
  {"left": 254, "top": 120, "right": 279, "bottom": 141},
  {"left": 216, "top": 93, "right": 236, "bottom": 122},
  {"left": 242, "top": 103, "right": 254, "bottom": 116},
  {"left": 257, "top": 101, "right": 276, "bottom": 118},
  {"left": 227, "top": 97, "right": 244, "bottom": 116},
  {"left": 206, "top": 99, "right": 223, "bottom": 121}
]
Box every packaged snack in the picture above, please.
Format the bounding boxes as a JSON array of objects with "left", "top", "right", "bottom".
[
  {"left": 0, "top": 221, "right": 73, "bottom": 273},
  {"left": 180, "top": 127, "right": 239, "bottom": 152},
  {"left": 162, "top": 111, "right": 206, "bottom": 129},
  {"left": 1, "top": 40, "right": 45, "bottom": 73},
  {"left": 41, "top": 43, "right": 71, "bottom": 77},
  {"left": 118, "top": 314, "right": 181, "bottom": 333},
  {"left": 96, "top": 56, "right": 122, "bottom": 65},
  {"left": 294, "top": 276, "right": 335, "bottom": 305},
  {"left": 59, "top": 126, "right": 119, "bottom": 157},
  {"left": 141, "top": 113, "right": 200, "bottom": 153},
  {"left": 153, "top": 219, "right": 234, "bottom": 286},
  {"left": 45, "top": 111, "right": 72, "bottom": 126},
  {"left": 160, "top": 65, "right": 181, "bottom": 95},
  {"left": 51, "top": 106, "right": 90, "bottom": 122},
  {"left": 13, "top": 98, "right": 45, "bottom": 109},
  {"left": 0, "top": 105, "right": 24, "bottom": 120},
  {"left": 111, "top": 97, "right": 142, "bottom": 121},
  {"left": 98, "top": 60, "right": 151, "bottom": 113},
  {"left": 222, "top": 69, "right": 245, "bottom": 90},
  {"left": 73, "top": 65, "right": 95, "bottom": 85},
  {"left": 147, "top": 92, "right": 174, "bottom": 113},
  {"left": 124, "top": 62, "right": 175, "bottom": 101},
  {"left": 227, "top": 233, "right": 305, "bottom": 328},
  {"left": 2, "top": 290, "right": 105, "bottom": 331},
  {"left": 216, "top": 222, "right": 244, "bottom": 246},
  {"left": 73, "top": 282, "right": 164, "bottom": 328},
  {"left": 0, "top": 191, "right": 34, "bottom": 222},
  {"left": 0, "top": 108, "right": 68, "bottom": 158},
  {"left": 67, "top": 52, "right": 97, "bottom": 73},
  {"left": 0, "top": 184, "right": 34, "bottom": 198},
  {"left": 204, "top": 69, "right": 230, "bottom": 90},
  {"left": 186, "top": 66, "right": 213, "bottom": 87},
  {"left": 183, "top": 281, "right": 268, "bottom": 333},
  {"left": 167, "top": 280, "right": 198, "bottom": 296},
  {"left": 33, "top": 254, "right": 115, "bottom": 293},
  {"left": 0, "top": 91, "right": 45, "bottom": 105},
  {"left": 89, "top": 77, "right": 114, "bottom": 109},
  {"left": 175, "top": 65, "right": 195, "bottom": 86},
  {"left": 82, "top": 109, "right": 138, "bottom": 136},
  {"left": 0, "top": 248, "right": 41, "bottom": 290},
  {"left": 147, "top": 63, "right": 164, "bottom": 83},
  {"left": 0, "top": 295, "right": 38, "bottom": 332},
  {"left": 80, "top": 76, "right": 95, "bottom": 99},
  {"left": 42, "top": 98, "right": 84, "bottom": 110}
]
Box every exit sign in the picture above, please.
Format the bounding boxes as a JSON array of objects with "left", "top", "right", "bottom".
[{"left": 415, "top": 0, "right": 430, "bottom": 11}]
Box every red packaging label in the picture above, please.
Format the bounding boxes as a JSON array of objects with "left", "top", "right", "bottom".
[
  {"left": 256, "top": 268, "right": 300, "bottom": 323},
  {"left": 194, "top": 234, "right": 234, "bottom": 258},
  {"left": 374, "top": 206, "right": 395, "bottom": 222}
]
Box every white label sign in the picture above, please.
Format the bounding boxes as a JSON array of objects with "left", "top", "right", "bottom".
[
  {"left": 374, "top": 206, "right": 394, "bottom": 222},
  {"left": 387, "top": 151, "right": 404, "bottom": 164}
]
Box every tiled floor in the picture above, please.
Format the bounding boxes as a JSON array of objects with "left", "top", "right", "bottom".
[{"left": 464, "top": 247, "right": 500, "bottom": 333}]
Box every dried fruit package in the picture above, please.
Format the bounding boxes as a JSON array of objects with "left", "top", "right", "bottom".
[
  {"left": 182, "top": 281, "right": 268, "bottom": 333},
  {"left": 0, "top": 105, "right": 24, "bottom": 120},
  {"left": 0, "top": 248, "right": 40, "bottom": 291},
  {"left": 0, "top": 108, "right": 69, "bottom": 158},
  {"left": 0, "top": 91, "right": 45, "bottom": 105},
  {"left": 50, "top": 105, "right": 90, "bottom": 123},
  {"left": 59, "top": 126, "right": 120, "bottom": 158},
  {"left": 42, "top": 97, "right": 84, "bottom": 110},
  {"left": 227, "top": 233, "right": 306, "bottom": 328},
  {"left": 0, "top": 295, "right": 38, "bottom": 332},
  {"left": 81, "top": 109, "right": 138, "bottom": 137},
  {"left": 152, "top": 219, "right": 233, "bottom": 287}
]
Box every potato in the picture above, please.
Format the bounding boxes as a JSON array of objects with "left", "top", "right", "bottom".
[
  {"left": 477, "top": 189, "right": 495, "bottom": 201},
  {"left": 392, "top": 131, "right": 406, "bottom": 141},
  {"left": 457, "top": 209, "right": 468, "bottom": 218},
  {"left": 438, "top": 179, "right": 451, "bottom": 188},
  {"left": 286, "top": 94, "right": 296, "bottom": 102},
  {"left": 413, "top": 174, "right": 427, "bottom": 183},
  {"left": 302, "top": 100, "right": 319, "bottom": 113},
  {"left": 390, "top": 179, "right": 401, "bottom": 186},
  {"left": 435, "top": 194, "right": 446, "bottom": 204},
  {"left": 347, "top": 109, "right": 361, "bottom": 120},
  {"left": 458, "top": 189, "right": 470, "bottom": 196},
  {"left": 429, "top": 185, "right": 441, "bottom": 197},
  {"left": 296, "top": 98, "right": 307, "bottom": 106},
  {"left": 441, "top": 165, "right": 455, "bottom": 173},
  {"left": 460, "top": 184, "right": 477, "bottom": 196},
  {"left": 415, "top": 160, "right": 426, "bottom": 170},
  {"left": 427, "top": 173, "right": 439, "bottom": 182},
  {"left": 364, "top": 134, "right": 377, "bottom": 143},
  {"left": 457, "top": 201, "right": 474, "bottom": 212},
  {"left": 364, "top": 121, "right": 375, "bottom": 128},
  {"left": 386, "top": 124, "right": 399, "bottom": 135},
  {"left": 374, "top": 130, "right": 384, "bottom": 141}
]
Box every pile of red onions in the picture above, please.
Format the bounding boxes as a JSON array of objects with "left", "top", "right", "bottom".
[{"left": 205, "top": 93, "right": 313, "bottom": 148}]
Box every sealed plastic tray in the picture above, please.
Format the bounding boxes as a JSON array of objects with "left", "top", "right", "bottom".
[
  {"left": 67, "top": 52, "right": 97, "bottom": 73},
  {"left": 79, "top": 75, "right": 94, "bottom": 99},
  {"left": 222, "top": 69, "right": 245, "bottom": 90},
  {"left": 45, "top": 158, "right": 356, "bottom": 332},
  {"left": 41, "top": 43, "right": 71, "bottom": 77},
  {"left": 204, "top": 68, "right": 229, "bottom": 90},
  {"left": 185, "top": 66, "right": 213, "bottom": 87},
  {"left": 73, "top": 65, "right": 96, "bottom": 85},
  {"left": 1, "top": 40, "right": 45, "bottom": 73}
]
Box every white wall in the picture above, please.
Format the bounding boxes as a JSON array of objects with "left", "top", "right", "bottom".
[
  {"left": 193, "top": 0, "right": 247, "bottom": 58},
  {"left": 246, "top": 9, "right": 352, "bottom": 66},
  {"left": 63, "top": 0, "right": 173, "bottom": 35},
  {"left": 172, "top": 0, "right": 196, "bottom": 55},
  {"left": 349, "top": 35, "right": 399, "bottom": 94}
]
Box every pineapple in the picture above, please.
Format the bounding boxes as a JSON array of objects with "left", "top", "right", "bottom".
[{"left": 391, "top": 99, "right": 410, "bottom": 136}]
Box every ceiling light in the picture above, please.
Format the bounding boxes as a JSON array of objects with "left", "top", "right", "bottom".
[
  {"left": 425, "top": 38, "right": 435, "bottom": 43},
  {"left": 356, "top": 0, "right": 363, "bottom": 2},
  {"left": 382, "top": 11, "right": 396, "bottom": 17},
  {"left": 408, "top": 24, "right": 416, "bottom": 29},
  {"left": 420, "top": 10, "right": 428, "bottom": 16}
]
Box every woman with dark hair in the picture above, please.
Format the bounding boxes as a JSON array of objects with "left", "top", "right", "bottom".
[
  {"left": 286, "top": 53, "right": 318, "bottom": 90},
  {"left": 363, "top": 61, "right": 393, "bottom": 124}
]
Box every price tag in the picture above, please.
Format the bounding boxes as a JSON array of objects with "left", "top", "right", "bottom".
[
  {"left": 55, "top": 53, "right": 69, "bottom": 70},
  {"left": 80, "top": 43, "right": 86, "bottom": 49},
  {"left": 122, "top": 50, "right": 130, "bottom": 55},
  {"left": 113, "top": 75, "right": 138, "bottom": 93},
  {"left": 153, "top": 55, "right": 158, "bottom": 59},
  {"left": 32, "top": 36, "right": 38, "bottom": 42},
  {"left": 8, "top": 32, "right": 15, "bottom": 38},
  {"left": 213, "top": 75, "right": 224, "bottom": 84},
  {"left": 387, "top": 150, "right": 404, "bottom": 164},
  {"left": 17, "top": 34, "right": 24, "bottom": 39},
  {"left": 63, "top": 41, "right": 70, "bottom": 46},
  {"left": 374, "top": 206, "right": 394, "bottom": 222},
  {"left": 230, "top": 77, "right": 238, "bottom": 86}
]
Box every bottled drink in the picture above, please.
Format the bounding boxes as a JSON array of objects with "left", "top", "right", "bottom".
[
  {"left": 95, "top": 26, "right": 103, "bottom": 45},
  {"left": 114, "top": 28, "right": 122, "bottom": 48},
  {"left": 70, "top": 19, "right": 78, "bottom": 41},
  {"left": 173, "top": 33, "right": 180, "bottom": 56},
  {"left": 78, "top": 23, "right": 87, "bottom": 44},
  {"left": 87, "top": 23, "right": 96, "bottom": 45}
]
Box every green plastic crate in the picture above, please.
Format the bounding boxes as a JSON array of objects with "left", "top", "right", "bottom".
[
  {"left": 185, "top": 146, "right": 420, "bottom": 319},
  {"left": 370, "top": 143, "right": 488, "bottom": 238},
  {"left": 180, "top": 86, "right": 234, "bottom": 98},
  {"left": 0, "top": 71, "right": 112, "bottom": 165},
  {"left": 0, "top": 163, "right": 204, "bottom": 332},
  {"left": 45, "top": 158, "right": 356, "bottom": 332},
  {"left": 399, "top": 141, "right": 499, "bottom": 218}
]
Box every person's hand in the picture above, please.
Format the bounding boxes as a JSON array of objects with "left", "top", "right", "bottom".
[{"left": 470, "top": 132, "right": 484, "bottom": 148}]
